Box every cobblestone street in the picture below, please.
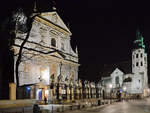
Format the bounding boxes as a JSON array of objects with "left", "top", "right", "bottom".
[{"left": 60, "top": 98, "right": 150, "bottom": 113}]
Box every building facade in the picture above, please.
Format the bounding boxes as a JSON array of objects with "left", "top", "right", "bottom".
[
  {"left": 130, "top": 30, "right": 148, "bottom": 95},
  {"left": 12, "top": 11, "right": 79, "bottom": 101},
  {"left": 101, "top": 30, "right": 149, "bottom": 98}
]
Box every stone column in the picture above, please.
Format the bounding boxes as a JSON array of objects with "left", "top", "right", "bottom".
[
  {"left": 9, "top": 83, "right": 16, "bottom": 100},
  {"left": 35, "top": 85, "right": 39, "bottom": 100},
  {"left": 71, "top": 86, "right": 74, "bottom": 101},
  {"left": 86, "top": 87, "right": 88, "bottom": 99},
  {"left": 30, "top": 86, "right": 34, "bottom": 99}
]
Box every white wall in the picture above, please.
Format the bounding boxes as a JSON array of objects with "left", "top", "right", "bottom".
[{"left": 111, "top": 68, "right": 124, "bottom": 88}]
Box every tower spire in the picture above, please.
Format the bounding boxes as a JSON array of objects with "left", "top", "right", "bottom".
[
  {"left": 136, "top": 27, "right": 142, "bottom": 40},
  {"left": 134, "top": 28, "right": 145, "bottom": 49}
]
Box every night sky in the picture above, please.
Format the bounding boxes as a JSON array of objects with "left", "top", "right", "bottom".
[{"left": 1, "top": 0, "right": 150, "bottom": 81}]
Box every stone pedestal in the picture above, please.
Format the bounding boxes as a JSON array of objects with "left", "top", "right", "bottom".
[
  {"left": 59, "top": 85, "right": 62, "bottom": 100},
  {"left": 76, "top": 88, "right": 79, "bottom": 99},
  {"left": 9, "top": 83, "right": 16, "bottom": 100},
  {"left": 71, "top": 87, "right": 74, "bottom": 101},
  {"left": 80, "top": 88, "right": 83, "bottom": 99},
  {"left": 67, "top": 86, "right": 70, "bottom": 101},
  {"left": 53, "top": 85, "right": 57, "bottom": 100}
]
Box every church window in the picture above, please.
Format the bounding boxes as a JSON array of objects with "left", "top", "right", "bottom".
[
  {"left": 136, "top": 54, "right": 138, "bottom": 58},
  {"left": 115, "top": 76, "right": 119, "bottom": 84},
  {"left": 141, "top": 53, "right": 142, "bottom": 57},
  {"left": 141, "top": 62, "right": 143, "bottom": 66},
  {"left": 133, "top": 55, "right": 134, "bottom": 59},
  {"left": 144, "top": 57, "right": 146, "bottom": 62},
  {"left": 51, "top": 38, "right": 56, "bottom": 47},
  {"left": 139, "top": 80, "right": 140, "bottom": 83},
  {"left": 136, "top": 62, "right": 139, "bottom": 66}
]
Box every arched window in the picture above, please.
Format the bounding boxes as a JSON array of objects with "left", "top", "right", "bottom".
[
  {"left": 141, "top": 53, "right": 143, "bottom": 58},
  {"left": 136, "top": 54, "right": 138, "bottom": 58},
  {"left": 136, "top": 62, "right": 139, "bottom": 66},
  {"left": 51, "top": 38, "right": 56, "bottom": 47},
  {"left": 141, "top": 62, "right": 143, "bottom": 66},
  {"left": 115, "top": 76, "right": 119, "bottom": 84}
]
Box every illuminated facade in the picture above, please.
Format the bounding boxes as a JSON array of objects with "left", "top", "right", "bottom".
[
  {"left": 101, "top": 30, "right": 148, "bottom": 97},
  {"left": 123, "top": 30, "right": 148, "bottom": 95},
  {"left": 130, "top": 30, "right": 148, "bottom": 94},
  {"left": 12, "top": 11, "right": 79, "bottom": 100}
]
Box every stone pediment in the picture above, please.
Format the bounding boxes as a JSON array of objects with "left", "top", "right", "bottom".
[
  {"left": 37, "top": 12, "right": 71, "bottom": 35},
  {"left": 111, "top": 68, "right": 124, "bottom": 76}
]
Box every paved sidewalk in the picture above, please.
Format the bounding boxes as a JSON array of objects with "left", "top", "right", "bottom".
[{"left": 0, "top": 99, "right": 36, "bottom": 109}]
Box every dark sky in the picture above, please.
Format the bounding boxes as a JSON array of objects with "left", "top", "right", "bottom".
[
  {"left": 56, "top": 0, "right": 150, "bottom": 81},
  {"left": 1, "top": 0, "right": 150, "bottom": 81}
]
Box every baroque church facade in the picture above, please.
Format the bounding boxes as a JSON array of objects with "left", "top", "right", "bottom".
[
  {"left": 101, "top": 30, "right": 148, "bottom": 97},
  {"left": 11, "top": 11, "right": 79, "bottom": 100}
]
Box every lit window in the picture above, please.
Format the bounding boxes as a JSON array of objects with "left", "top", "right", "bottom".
[
  {"left": 51, "top": 38, "right": 56, "bottom": 47},
  {"left": 115, "top": 76, "right": 119, "bottom": 84}
]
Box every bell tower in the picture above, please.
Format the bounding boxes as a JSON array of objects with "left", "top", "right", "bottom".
[{"left": 132, "top": 29, "right": 148, "bottom": 88}]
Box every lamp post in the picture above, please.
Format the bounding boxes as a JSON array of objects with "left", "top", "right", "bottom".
[{"left": 123, "top": 86, "right": 127, "bottom": 101}]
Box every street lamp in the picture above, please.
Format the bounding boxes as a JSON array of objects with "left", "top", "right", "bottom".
[
  {"left": 109, "top": 84, "right": 112, "bottom": 89},
  {"left": 123, "top": 86, "right": 127, "bottom": 91}
]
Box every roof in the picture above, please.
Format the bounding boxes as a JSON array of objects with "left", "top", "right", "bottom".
[
  {"left": 100, "top": 60, "right": 132, "bottom": 78},
  {"left": 123, "top": 77, "right": 132, "bottom": 82}
]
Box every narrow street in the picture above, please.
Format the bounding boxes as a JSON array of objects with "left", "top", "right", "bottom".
[{"left": 62, "top": 98, "right": 150, "bottom": 113}]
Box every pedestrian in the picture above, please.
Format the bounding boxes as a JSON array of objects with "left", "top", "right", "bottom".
[
  {"left": 33, "top": 104, "right": 40, "bottom": 113},
  {"left": 44, "top": 96, "right": 47, "bottom": 105}
]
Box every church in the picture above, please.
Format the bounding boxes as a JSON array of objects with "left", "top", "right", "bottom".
[
  {"left": 101, "top": 30, "right": 149, "bottom": 98},
  {"left": 10, "top": 8, "right": 79, "bottom": 101}
]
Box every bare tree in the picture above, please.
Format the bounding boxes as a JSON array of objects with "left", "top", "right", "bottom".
[
  {"left": 11, "top": 8, "right": 60, "bottom": 87},
  {"left": 10, "top": 8, "right": 37, "bottom": 87}
]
